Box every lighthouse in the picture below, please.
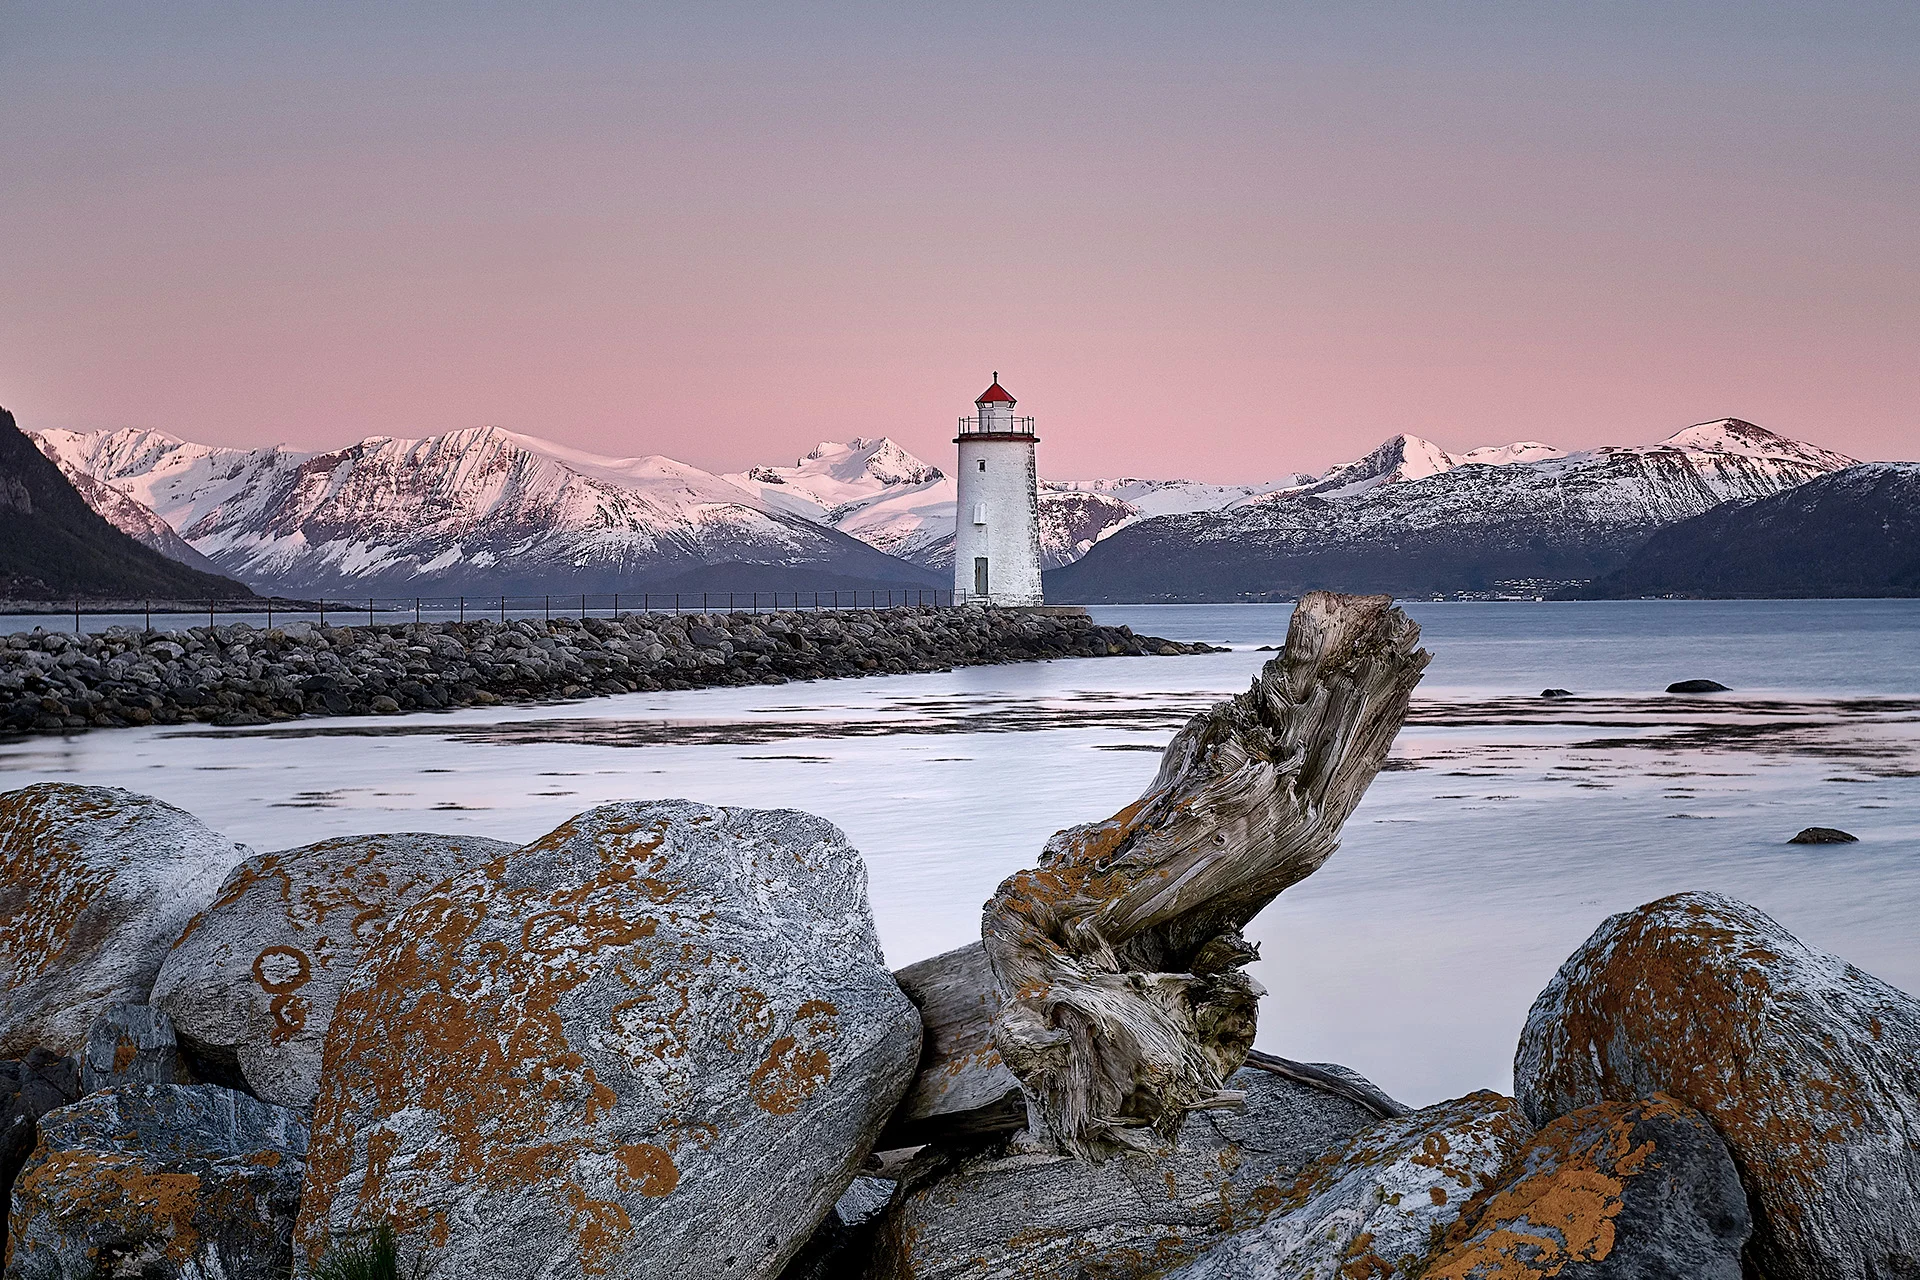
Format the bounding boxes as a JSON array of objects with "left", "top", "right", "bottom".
[{"left": 953, "top": 374, "right": 1043, "bottom": 606}]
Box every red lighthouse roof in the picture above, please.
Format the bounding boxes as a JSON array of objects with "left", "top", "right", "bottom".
[{"left": 975, "top": 375, "right": 1015, "bottom": 405}]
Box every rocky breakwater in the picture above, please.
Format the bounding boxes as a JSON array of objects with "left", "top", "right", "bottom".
[{"left": 0, "top": 605, "right": 1209, "bottom": 734}]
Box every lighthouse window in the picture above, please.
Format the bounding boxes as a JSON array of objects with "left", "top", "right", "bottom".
[{"left": 978, "top": 459, "right": 986, "bottom": 471}]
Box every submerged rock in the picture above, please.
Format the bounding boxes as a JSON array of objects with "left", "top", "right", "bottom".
[
  {"left": 1161, "top": 1091, "right": 1532, "bottom": 1280},
  {"left": 0, "top": 784, "right": 247, "bottom": 1057},
  {"left": 1515, "top": 891, "right": 1920, "bottom": 1280},
  {"left": 1788, "top": 826, "right": 1859, "bottom": 844},
  {"left": 0, "top": 1048, "right": 82, "bottom": 1260},
  {"left": 1423, "top": 1093, "right": 1750, "bottom": 1279},
  {"left": 1540, "top": 688, "right": 1573, "bottom": 698},
  {"left": 296, "top": 800, "right": 922, "bottom": 1280},
  {"left": 151, "top": 831, "right": 515, "bottom": 1107},
  {"left": 78, "top": 1003, "right": 189, "bottom": 1092},
  {"left": 1664, "top": 678, "right": 1730, "bottom": 693},
  {"left": 6, "top": 1083, "right": 308, "bottom": 1280},
  {"left": 865, "top": 1065, "right": 1393, "bottom": 1280}
]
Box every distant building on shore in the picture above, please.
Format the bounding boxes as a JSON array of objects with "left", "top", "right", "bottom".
[{"left": 953, "top": 375, "right": 1043, "bottom": 606}]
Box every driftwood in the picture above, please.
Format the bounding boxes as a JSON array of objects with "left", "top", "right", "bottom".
[
  {"left": 877, "top": 941, "right": 1026, "bottom": 1149},
  {"left": 979, "top": 591, "right": 1428, "bottom": 1159}
]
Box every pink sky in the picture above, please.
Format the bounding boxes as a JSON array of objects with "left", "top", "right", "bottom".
[{"left": 2, "top": 5, "right": 1914, "bottom": 480}]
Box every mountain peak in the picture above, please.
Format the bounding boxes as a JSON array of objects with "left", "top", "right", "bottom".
[{"left": 1659, "top": 419, "right": 1857, "bottom": 469}]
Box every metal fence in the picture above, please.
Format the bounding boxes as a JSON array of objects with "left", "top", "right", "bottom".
[{"left": 4, "top": 588, "right": 969, "bottom": 636}]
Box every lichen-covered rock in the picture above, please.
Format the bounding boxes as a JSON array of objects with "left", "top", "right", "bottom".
[
  {"left": 1160, "top": 1091, "right": 1532, "bottom": 1280},
  {"left": 0, "top": 784, "right": 248, "bottom": 1057},
  {"left": 6, "top": 1083, "right": 308, "bottom": 1280},
  {"left": 865, "top": 1065, "right": 1391, "bottom": 1280},
  {"left": 1, "top": 1048, "right": 82, "bottom": 1260},
  {"left": 79, "top": 1003, "right": 190, "bottom": 1092},
  {"left": 295, "top": 801, "right": 922, "bottom": 1280},
  {"left": 1423, "top": 1094, "right": 1750, "bottom": 1279},
  {"left": 1515, "top": 891, "right": 1920, "bottom": 1280},
  {"left": 151, "top": 831, "right": 514, "bottom": 1107}
]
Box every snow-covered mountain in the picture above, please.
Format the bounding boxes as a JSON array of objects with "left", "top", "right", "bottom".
[
  {"left": 34, "top": 414, "right": 1855, "bottom": 600},
  {"left": 31, "top": 426, "right": 940, "bottom": 596},
  {"left": 1049, "top": 419, "right": 1859, "bottom": 602}
]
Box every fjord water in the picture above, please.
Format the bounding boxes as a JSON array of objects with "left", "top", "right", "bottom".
[{"left": 2, "top": 600, "right": 1914, "bottom": 1106}]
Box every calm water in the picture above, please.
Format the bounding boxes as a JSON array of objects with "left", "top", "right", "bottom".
[{"left": 3, "top": 600, "right": 1916, "bottom": 1105}]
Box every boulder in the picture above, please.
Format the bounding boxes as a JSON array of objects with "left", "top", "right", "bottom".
[
  {"left": 1665, "top": 679, "right": 1730, "bottom": 693},
  {"left": 1788, "top": 826, "right": 1858, "bottom": 844},
  {"left": 295, "top": 801, "right": 922, "bottom": 1280},
  {"left": 1422, "top": 1093, "right": 1750, "bottom": 1279},
  {"left": 0, "top": 1048, "right": 82, "bottom": 1259},
  {"left": 151, "top": 831, "right": 515, "bottom": 1107},
  {"left": 1515, "top": 891, "right": 1920, "bottom": 1280},
  {"left": 1540, "top": 688, "right": 1573, "bottom": 698},
  {"left": 79, "top": 1003, "right": 189, "bottom": 1092},
  {"left": 6, "top": 1083, "right": 308, "bottom": 1280},
  {"left": 0, "top": 784, "right": 248, "bottom": 1057},
  {"left": 1159, "top": 1091, "right": 1532, "bottom": 1280},
  {"left": 865, "top": 1064, "right": 1394, "bottom": 1280}
]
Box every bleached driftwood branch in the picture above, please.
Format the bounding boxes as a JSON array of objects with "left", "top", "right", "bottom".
[{"left": 979, "top": 591, "right": 1428, "bottom": 1159}]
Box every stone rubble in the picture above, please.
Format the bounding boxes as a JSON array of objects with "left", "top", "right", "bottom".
[{"left": 0, "top": 605, "right": 1210, "bottom": 733}]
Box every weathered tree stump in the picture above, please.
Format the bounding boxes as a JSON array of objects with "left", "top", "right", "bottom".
[{"left": 981, "top": 591, "right": 1428, "bottom": 1159}]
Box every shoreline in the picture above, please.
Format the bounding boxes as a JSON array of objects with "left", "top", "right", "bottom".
[{"left": 0, "top": 605, "right": 1211, "bottom": 736}]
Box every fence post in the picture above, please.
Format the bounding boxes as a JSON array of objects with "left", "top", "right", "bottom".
[
  {"left": 500, "top": 596, "right": 505, "bottom": 623},
  {"left": 614, "top": 592, "right": 619, "bottom": 618},
  {"left": 459, "top": 596, "right": 464, "bottom": 623},
  {"left": 545, "top": 595, "right": 550, "bottom": 622},
  {"left": 267, "top": 598, "right": 273, "bottom": 628},
  {"left": 74, "top": 598, "right": 80, "bottom": 635},
  {"left": 703, "top": 593, "right": 708, "bottom": 614},
  {"left": 145, "top": 599, "right": 151, "bottom": 631},
  {"left": 368, "top": 597, "right": 374, "bottom": 627}
]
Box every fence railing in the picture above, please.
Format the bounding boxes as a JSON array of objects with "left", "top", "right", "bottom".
[{"left": 4, "top": 588, "right": 975, "bottom": 636}]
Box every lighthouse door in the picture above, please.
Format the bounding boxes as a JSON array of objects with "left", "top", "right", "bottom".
[{"left": 973, "top": 557, "right": 990, "bottom": 598}]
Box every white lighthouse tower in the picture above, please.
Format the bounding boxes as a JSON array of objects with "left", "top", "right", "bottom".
[{"left": 953, "top": 373, "right": 1043, "bottom": 606}]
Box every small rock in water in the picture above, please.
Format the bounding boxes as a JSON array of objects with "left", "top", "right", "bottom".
[
  {"left": 1789, "top": 826, "right": 1859, "bottom": 844},
  {"left": 1540, "top": 688, "right": 1573, "bottom": 698},
  {"left": 1665, "top": 678, "right": 1730, "bottom": 693}
]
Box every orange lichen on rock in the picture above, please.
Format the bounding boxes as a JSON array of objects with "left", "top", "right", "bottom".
[
  {"left": 1515, "top": 892, "right": 1916, "bottom": 1280},
  {"left": 0, "top": 784, "right": 244, "bottom": 1057},
  {"left": 294, "top": 800, "right": 921, "bottom": 1280},
  {"left": 1424, "top": 1094, "right": 1749, "bottom": 1280}
]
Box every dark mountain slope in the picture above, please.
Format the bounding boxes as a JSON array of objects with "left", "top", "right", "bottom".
[
  {"left": 0, "top": 407, "right": 255, "bottom": 601},
  {"left": 1582, "top": 463, "right": 1920, "bottom": 599}
]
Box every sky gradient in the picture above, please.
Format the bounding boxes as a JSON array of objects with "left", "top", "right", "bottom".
[{"left": 3, "top": 2, "right": 1915, "bottom": 480}]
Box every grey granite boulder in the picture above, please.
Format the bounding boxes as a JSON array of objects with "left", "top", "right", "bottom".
[
  {"left": 151, "top": 831, "right": 514, "bottom": 1107},
  {"left": 1515, "top": 890, "right": 1920, "bottom": 1280},
  {"left": 79, "top": 1003, "right": 190, "bottom": 1092},
  {"left": 1422, "top": 1093, "right": 1750, "bottom": 1279},
  {"left": 295, "top": 800, "right": 922, "bottom": 1280},
  {"left": 1160, "top": 1091, "right": 1533, "bottom": 1280},
  {"left": 0, "top": 1048, "right": 82, "bottom": 1259},
  {"left": 865, "top": 1064, "right": 1394, "bottom": 1280},
  {"left": 6, "top": 1083, "right": 308, "bottom": 1280},
  {"left": 0, "top": 784, "right": 248, "bottom": 1057}
]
